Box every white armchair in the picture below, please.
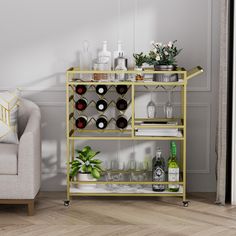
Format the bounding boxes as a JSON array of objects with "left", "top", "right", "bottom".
[{"left": 0, "top": 98, "right": 41, "bottom": 215}]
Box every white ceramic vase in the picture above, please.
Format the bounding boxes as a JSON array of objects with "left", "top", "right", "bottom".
[{"left": 77, "top": 173, "right": 97, "bottom": 190}]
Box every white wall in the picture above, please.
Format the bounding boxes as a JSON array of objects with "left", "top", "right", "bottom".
[{"left": 0, "top": 0, "right": 220, "bottom": 192}]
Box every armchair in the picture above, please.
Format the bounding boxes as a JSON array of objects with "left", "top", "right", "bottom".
[{"left": 0, "top": 98, "right": 41, "bottom": 215}]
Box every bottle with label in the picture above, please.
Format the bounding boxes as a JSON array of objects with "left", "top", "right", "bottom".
[
  {"left": 116, "top": 115, "right": 128, "bottom": 129},
  {"left": 75, "top": 85, "right": 87, "bottom": 95},
  {"left": 168, "top": 141, "right": 179, "bottom": 192},
  {"left": 114, "top": 41, "right": 126, "bottom": 68},
  {"left": 75, "top": 116, "right": 88, "bottom": 129},
  {"left": 115, "top": 52, "right": 128, "bottom": 81},
  {"left": 96, "top": 99, "right": 108, "bottom": 112},
  {"left": 75, "top": 98, "right": 88, "bottom": 111},
  {"left": 96, "top": 115, "right": 108, "bottom": 129},
  {"left": 95, "top": 85, "right": 108, "bottom": 96},
  {"left": 152, "top": 147, "right": 165, "bottom": 192},
  {"left": 116, "top": 98, "right": 128, "bottom": 111},
  {"left": 98, "top": 41, "right": 111, "bottom": 70},
  {"left": 116, "top": 85, "right": 128, "bottom": 95}
]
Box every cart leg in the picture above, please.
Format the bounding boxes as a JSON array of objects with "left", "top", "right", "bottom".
[
  {"left": 183, "top": 200, "right": 189, "bottom": 207},
  {"left": 64, "top": 200, "right": 70, "bottom": 207}
]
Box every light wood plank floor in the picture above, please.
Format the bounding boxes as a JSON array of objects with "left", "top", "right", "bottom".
[{"left": 0, "top": 192, "right": 236, "bottom": 236}]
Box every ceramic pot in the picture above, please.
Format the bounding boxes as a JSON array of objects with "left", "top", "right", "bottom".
[
  {"left": 153, "top": 65, "right": 178, "bottom": 82},
  {"left": 77, "top": 173, "right": 97, "bottom": 190}
]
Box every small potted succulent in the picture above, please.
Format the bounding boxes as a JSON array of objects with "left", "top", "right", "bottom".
[
  {"left": 133, "top": 52, "right": 147, "bottom": 80},
  {"left": 70, "top": 146, "right": 102, "bottom": 190},
  {"left": 146, "top": 40, "right": 182, "bottom": 82}
]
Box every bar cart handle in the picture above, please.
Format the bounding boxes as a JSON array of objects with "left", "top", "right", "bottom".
[{"left": 186, "top": 66, "right": 204, "bottom": 80}]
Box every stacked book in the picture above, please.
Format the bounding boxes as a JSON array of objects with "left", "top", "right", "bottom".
[{"left": 135, "top": 121, "right": 181, "bottom": 137}]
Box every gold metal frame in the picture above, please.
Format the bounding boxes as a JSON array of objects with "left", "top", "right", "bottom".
[{"left": 65, "top": 67, "right": 203, "bottom": 203}]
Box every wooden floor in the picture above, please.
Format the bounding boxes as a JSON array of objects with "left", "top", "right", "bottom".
[{"left": 0, "top": 192, "right": 236, "bottom": 236}]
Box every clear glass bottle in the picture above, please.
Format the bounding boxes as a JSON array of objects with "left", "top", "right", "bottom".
[
  {"left": 115, "top": 52, "right": 128, "bottom": 81},
  {"left": 113, "top": 40, "right": 124, "bottom": 68},
  {"left": 164, "top": 90, "right": 173, "bottom": 119},
  {"left": 80, "top": 41, "right": 92, "bottom": 79},
  {"left": 98, "top": 41, "right": 111, "bottom": 70},
  {"left": 152, "top": 147, "right": 165, "bottom": 192},
  {"left": 168, "top": 141, "right": 180, "bottom": 192}
]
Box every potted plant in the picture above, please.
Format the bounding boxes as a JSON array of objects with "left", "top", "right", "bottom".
[
  {"left": 146, "top": 40, "right": 182, "bottom": 82},
  {"left": 70, "top": 146, "right": 102, "bottom": 190},
  {"left": 133, "top": 52, "right": 147, "bottom": 80}
]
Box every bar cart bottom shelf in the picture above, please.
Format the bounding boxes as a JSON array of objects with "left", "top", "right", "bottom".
[{"left": 69, "top": 186, "right": 183, "bottom": 196}]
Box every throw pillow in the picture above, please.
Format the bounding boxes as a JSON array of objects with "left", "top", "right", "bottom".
[{"left": 0, "top": 90, "right": 20, "bottom": 144}]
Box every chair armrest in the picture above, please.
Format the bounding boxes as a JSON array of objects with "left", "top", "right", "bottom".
[{"left": 18, "top": 101, "right": 41, "bottom": 195}]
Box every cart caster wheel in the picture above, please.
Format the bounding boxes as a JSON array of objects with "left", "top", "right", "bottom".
[
  {"left": 183, "top": 201, "right": 189, "bottom": 207},
  {"left": 64, "top": 200, "right": 70, "bottom": 207}
]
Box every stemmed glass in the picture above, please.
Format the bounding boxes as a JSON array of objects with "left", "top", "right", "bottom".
[
  {"left": 164, "top": 88, "right": 174, "bottom": 119},
  {"left": 147, "top": 89, "right": 156, "bottom": 119}
]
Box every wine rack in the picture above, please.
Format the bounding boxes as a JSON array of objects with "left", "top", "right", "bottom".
[{"left": 65, "top": 67, "right": 203, "bottom": 206}]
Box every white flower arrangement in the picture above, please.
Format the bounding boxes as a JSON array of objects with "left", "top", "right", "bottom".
[{"left": 146, "top": 40, "right": 182, "bottom": 66}]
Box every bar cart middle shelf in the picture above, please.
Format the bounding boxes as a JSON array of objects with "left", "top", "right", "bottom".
[{"left": 65, "top": 67, "right": 203, "bottom": 207}]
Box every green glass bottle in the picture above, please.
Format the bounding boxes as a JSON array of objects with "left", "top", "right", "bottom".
[{"left": 168, "top": 141, "right": 179, "bottom": 192}]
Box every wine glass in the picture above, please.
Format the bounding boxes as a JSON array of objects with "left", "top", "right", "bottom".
[
  {"left": 147, "top": 90, "right": 156, "bottom": 119},
  {"left": 164, "top": 89, "right": 174, "bottom": 119}
]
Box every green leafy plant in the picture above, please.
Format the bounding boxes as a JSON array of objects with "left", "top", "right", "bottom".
[
  {"left": 69, "top": 146, "right": 102, "bottom": 179},
  {"left": 146, "top": 40, "right": 182, "bottom": 66},
  {"left": 133, "top": 52, "right": 147, "bottom": 67}
]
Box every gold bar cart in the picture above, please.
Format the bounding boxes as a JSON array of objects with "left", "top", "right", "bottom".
[{"left": 65, "top": 67, "right": 203, "bottom": 207}]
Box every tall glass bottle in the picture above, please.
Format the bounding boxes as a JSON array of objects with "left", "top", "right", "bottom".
[
  {"left": 168, "top": 141, "right": 180, "bottom": 192},
  {"left": 98, "top": 41, "right": 111, "bottom": 70},
  {"left": 115, "top": 52, "right": 128, "bottom": 81},
  {"left": 113, "top": 40, "right": 124, "bottom": 69},
  {"left": 80, "top": 41, "right": 92, "bottom": 79},
  {"left": 152, "top": 147, "right": 165, "bottom": 192}
]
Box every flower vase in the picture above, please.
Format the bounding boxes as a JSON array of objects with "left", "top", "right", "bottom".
[{"left": 153, "top": 65, "right": 178, "bottom": 82}]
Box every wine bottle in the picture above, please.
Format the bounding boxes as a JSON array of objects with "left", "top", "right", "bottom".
[
  {"left": 116, "top": 85, "right": 128, "bottom": 95},
  {"left": 96, "top": 85, "right": 108, "bottom": 95},
  {"left": 116, "top": 98, "right": 128, "bottom": 111},
  {"left": 96, "top": 115, "right": 108, "bottom": 129},
  {"left": 75, "top": 98, "right": 88, "bottom": 111},
  {"left": 96, "top": 99, "right": 108, "bottom": 112},
  {"left": 75, "top": 116, "right": 88, "bottom": 129},
  {"left": 152, "top": 147, "right": 165, "bottom": 192},
  {"left": 168, "top": 141, "right": 179, "bottom": 192},
  {"left": 75, "top": 85, "right": 87, "bottom": 95},
  {"left": 116, "top": 115, "right": 128, "bottom": 129}
]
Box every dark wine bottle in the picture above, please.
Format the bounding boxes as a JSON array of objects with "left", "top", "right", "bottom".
[
  {"left": 96, "top": 85, "right": 108, "bottom": 95},
  {"left": 116, "top": 115, "right": 128, "bottom": 129},
  {"left": 96, "top": 115, "right": 108, "bottom": 129},
  {"left": 116, "top": 98, "right": 128, "bottom": 111},
  {"left": 75, "top": 98, "right": 88, "bottom": 111},
  {"left": 96, "top": 99, "right": 108, "bottom": 112},
  {"left": 75, "top": 85, "right": 87, "bottom": 95},
  {"left": 75, "top": 116, "right": 87, "bottom": 129},
  {"left": 116, "top": 85, "right": 128, "bottom": 95}
]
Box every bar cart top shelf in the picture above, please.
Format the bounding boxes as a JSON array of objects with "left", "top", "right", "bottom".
[{"left": 66, "top": 66, "right": 204, "bottom": 85}]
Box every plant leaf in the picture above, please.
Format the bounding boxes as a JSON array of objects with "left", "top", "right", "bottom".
[{"left": 91, "top": 168, "right": 100, "bottom": 179}]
